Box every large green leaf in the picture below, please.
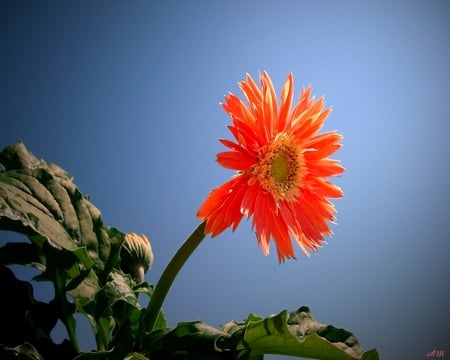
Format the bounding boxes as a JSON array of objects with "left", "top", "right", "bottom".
[
  {"left": 142, "top": 307, "right": 378, "bottom": 360},
  {"left": 221, "top": 306, "right": 379, "bottom": 360},
  {"left": 142, "top": 321, "right": 229, "bottom": 360},
  {"left": 0, "top": 141, "right": 125, "bottom": 277}
]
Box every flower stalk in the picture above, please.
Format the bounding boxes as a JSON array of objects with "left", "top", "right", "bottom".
[{"left": 144, "top": 221, "right": 206, "bottom": 332}]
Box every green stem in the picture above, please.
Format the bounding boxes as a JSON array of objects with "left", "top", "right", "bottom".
[
  {"left": 64, "top": 316, "right": 80, "bottom": 353},
  {"left": 144, "top": 221, "right": 206, "bottom": 332},
  {"left": 53, "top": 273, "right": 81, "bottom": 353},
  {"left": 95, "top": 315, "right": 110, "bottom": 351}
]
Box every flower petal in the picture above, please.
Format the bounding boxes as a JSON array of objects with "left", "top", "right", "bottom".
[
  {"left": 308, "top": 159, "right": 345, "bottom": 177},
  {"left": 197, "top": 177, "right": 247, "bottom": 236},
  {"left": 303, "top": 131, "right": 343, "bottom": 160},
  {"left": 261, "top": 71, "right": 278, "bottom": 140},
  {"left": 217, "top": 151, "right": 254, "bottom": 170},
  {"left": 277, "top": 72, "right": 294, "bottom": 133},
  {"left": 304, "top": 175, "right": 344, "bottom": 198}
]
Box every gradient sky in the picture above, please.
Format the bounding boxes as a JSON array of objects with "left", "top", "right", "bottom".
[{"left": 1, "top": 1, "right": 449, "bottom": 359}]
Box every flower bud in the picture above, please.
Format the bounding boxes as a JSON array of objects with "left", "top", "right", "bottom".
[{"left": 120, "top": 233, "right": 153, "bottom": 283}]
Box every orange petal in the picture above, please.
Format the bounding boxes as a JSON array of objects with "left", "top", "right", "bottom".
[
  {"left": 240, "top": 73, "right": 263, "bottom": 106},
  {"left": 277, "top": 72, "right": 294, "bottom": 133},
  {"left": 303, "top": 131, "right": 343, "bottom": 160},
  {"left": 197, "top": 177, "right": 247, "bottom": 236},
  {"left": 271, "top": 212, "right": 296, "bottom": 262},
  {"left": 304, "top": 175, "right": 344, "bottom": 198},
  {"left": 217, "top": 151, "right": 255, "bottom": 170},
  {"left": 308, "top": 159, "right": 345, "bottom": 177}
]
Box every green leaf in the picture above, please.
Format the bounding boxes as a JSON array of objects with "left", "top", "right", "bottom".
[
  {"left": 96, "top": 270, "right": 138, "bottom": 314},
  {"left": 123, "top": 352, "right": 150, "bottom": 360},
  {"left": 133, "top": 281, "right": 167, "bottom": 330},
  {"left": 0, "top": 242, "right": 42, "bottom": 267},
  {"left": 0, "top": 170, "right": 78, "bottom": 251},
  {"left": 109, "top": 304, "right": 143, "bottom": 360},
  {"left": 0, "top": 265, "right": 78, "bottom": 359},
  {"left": 0, "top": 142, "right": 126, "bottom": 277},
  {"left": 142, "top": 321, "right": 229, "bottom": 359},
  {"left": 67, "top": 269, "right": 101, "bottom": 309},
  {"left": 83, "top": 270, "right": 154, "bottom": 358},
  {"left": 221, "top": 306, "right": 379, "bottom": 360},
  {"left": 0, "top": 265, "right": 36, "bottom": 345},
  {"left": 0, "top": 342, "right": 44, "bottom": 360},
  {"left": 73, "top": 349, "right": 113, "bottom": 360},
  {"left": 144, "top": 307, "right": 378, "bottom": 360}
]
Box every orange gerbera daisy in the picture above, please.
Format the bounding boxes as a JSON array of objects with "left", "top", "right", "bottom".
[{"left": 197, "top": 72, "right": 344, "bottom": 262}]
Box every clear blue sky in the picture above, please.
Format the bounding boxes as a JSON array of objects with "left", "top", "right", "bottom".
[{"left": 1, "top": 1, "right": 449, "bottom": 359}]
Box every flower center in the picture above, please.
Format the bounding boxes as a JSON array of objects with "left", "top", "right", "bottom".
[
  {"left": 271, "top": 153, "right": 290, "bottom": 183},
  {"left": 254, "top": 134, "right": 303, "bottom": 201}
]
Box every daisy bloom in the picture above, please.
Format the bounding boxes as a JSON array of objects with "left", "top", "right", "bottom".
[{"left": 197, "top": 72, "right": 344, "bottom": 262}]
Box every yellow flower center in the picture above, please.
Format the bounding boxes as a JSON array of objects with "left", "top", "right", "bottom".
[
  {"left": 271, "top": 153, "right": 290, "bottom": 183},
  {"left": 253, "top": 134, "right": 303, "bottom": 201}
]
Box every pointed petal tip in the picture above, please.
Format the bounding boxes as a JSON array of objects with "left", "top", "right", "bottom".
[
  {"left": 286, "top": 72, "right": 294, "bottom": 83},
  {"left": 277, "top": 253, "right": 297, "bottom": 263}
]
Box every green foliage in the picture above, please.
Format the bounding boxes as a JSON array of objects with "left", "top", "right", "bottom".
[
  {"left": 140, "top": 307, "right": 379, "bottom": 360},
  {"left": 0, "top": 142, "right": 379, "bottom": 359},
  {"left": 0, "top": 142, "right": 164, "bottom": 359}
]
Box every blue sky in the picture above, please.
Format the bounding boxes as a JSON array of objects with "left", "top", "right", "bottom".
[{"left": 1, "top": 1, "right": 449, "bottom": 359}]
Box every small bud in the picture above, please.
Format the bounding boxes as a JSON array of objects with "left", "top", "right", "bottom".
[{"left": 120, "top": 233, "right": 153, "bottom": 283}]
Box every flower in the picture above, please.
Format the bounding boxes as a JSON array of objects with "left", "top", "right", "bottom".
[
  {"left": 197, "top": 72, "right": 344, "bottom": 262},
  {"left": 120, "top": 233, "right": 153, "bottom": 283}
]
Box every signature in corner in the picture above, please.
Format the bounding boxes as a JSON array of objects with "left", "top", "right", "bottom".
[{"left": 426, "top": 350, "right": 445, "bottom": 358}]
